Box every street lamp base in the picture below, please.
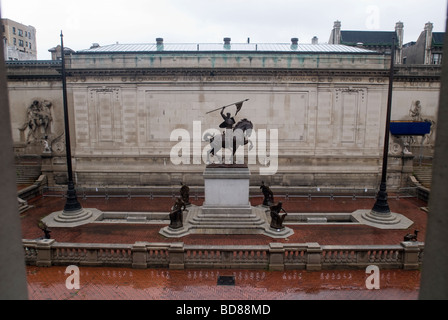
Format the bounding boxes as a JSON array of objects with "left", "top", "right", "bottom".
[
  {"left": 361, "top": 209, "right": 402, "bottom": 225},
  {"left": 55, "top": 208, "right": 93, "bottom": 223},
  {"left": 351, "top": 209, "right": 413, "bottom": 229}
]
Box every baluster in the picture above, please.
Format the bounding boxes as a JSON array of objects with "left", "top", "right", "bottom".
[
  {"left": 214, "top": 250, "right": 220, "bottom": 262},
  {"left": 368, "top": 250, "right": 374, "bottom": 263},
  {"left": 349, "top": 250, "right": 355, "bottom": 263},
  {"left": 341, "top": 250, "right": 348, "bottom": 263},
  {"left": 328, "top": 251, "right": 334, "bottom": 263},
  {"left": 335, "top": 251, "right": 342, "bottom": 263},
  {"left": 285, "top": 250, "right": 291, "bottom": 263}
]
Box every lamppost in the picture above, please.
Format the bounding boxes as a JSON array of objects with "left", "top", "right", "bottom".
[
  {"left": 55, "top": 31, "right": 93, "bottom": 223},
  {"left": 362, "top": 36, "right": 400, "bottom": 224},
  {"left": 356, "top": 34, "right": 414, "bottom": 230},
  {"left": 372, "top": 36, "right": 396, "bottom": 215},
  {"left": 60, "top": 31, "right": 82, "bottom": 213}
]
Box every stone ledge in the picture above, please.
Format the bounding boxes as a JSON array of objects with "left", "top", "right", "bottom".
[{"left": 42, "top": 208, "right": 103, "bottom": 228}]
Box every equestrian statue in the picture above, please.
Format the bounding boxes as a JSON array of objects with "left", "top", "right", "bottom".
[{"left": 203, "top": 99, "right": 253, "bottom": 164}]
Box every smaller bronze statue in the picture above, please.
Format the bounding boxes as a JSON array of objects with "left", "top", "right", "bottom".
[
  {"left": 260, "top": 181, "right": 274, "bottom": 206},
  {"left": 269, "top": 202, "right": 287, "bottom": 230},
  {"left": 38, "top": 221, "right": 51, "bottom": 239},
  {"left": 169, "top": 197, "right": 186, "bottom": 229},
  {"left": 404, "top": 229, "right": 419, "bottom": 242},
  {"left": 180, "top": 182, "right": 191, "bottom": 206}
]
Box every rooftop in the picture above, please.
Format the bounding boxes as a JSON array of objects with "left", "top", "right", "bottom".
[
  {"left": 432, "top": 32, "right": 445, "bottom": 46},
  {"left": 340, "top": 30, "right": 398, "bottom": 46},
  {"left": 77, "top": 42, "right": 377, "bottom": 54}
]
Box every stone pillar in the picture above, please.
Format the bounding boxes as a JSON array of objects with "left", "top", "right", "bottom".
[
  {"left": 330, "top": 20, "right": 341, "bottom": 44},
  {"left": 84, "top": 248, "right": 100, "bottom": 266},
  {"left": 306, "top": 243, "right": 322, "bottom": 271},
  {"left": 132, "top": 242, "right": 148, "bottom": 269},
  {"left": 395, "top": 21, "right": 404, "bottom": 64},
  {"left": 401, "top": 241, "right": 421, "bottom": 270},
  {"left": 36, "top": 239, "right": 55, "bottom": 267},
  {"left": 424, "top": 22, "right": 434, "bottom": 65},
  {"left": 168, "top": 243, "right": 185, "bottom": 270},
  {"left": 268, "top": 243, "right": 285, "bottom": 271}
]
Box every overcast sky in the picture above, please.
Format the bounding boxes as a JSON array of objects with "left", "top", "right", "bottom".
[{"left": 1, "top": 0, "right": 447, "bottom": 60}]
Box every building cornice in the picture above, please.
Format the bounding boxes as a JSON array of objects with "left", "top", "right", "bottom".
[{"left": 5, "top": 60, "right": 441, "bottom": 83}]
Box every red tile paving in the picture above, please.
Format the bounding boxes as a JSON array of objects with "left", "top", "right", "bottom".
[
  {"left": 21, "top": 195, "right": 428, "bottom": 245},
  {"left": 20, "top": 193, "right": 427, "bottom": 300},
  {"left": 27, "top": 266, "right": 420, "bottom": 300}
]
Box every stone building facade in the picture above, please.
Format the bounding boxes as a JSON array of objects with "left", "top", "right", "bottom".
[{"left": 6, "top": 39, "right": 441, "bottom": 190}]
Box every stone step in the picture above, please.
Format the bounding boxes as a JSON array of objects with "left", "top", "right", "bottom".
[{"left": 413, "top": 166, "right": 433, "bottom": 189}]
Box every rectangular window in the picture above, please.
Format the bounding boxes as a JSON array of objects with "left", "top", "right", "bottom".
[
  {"left": 13, "top": 38, "right": 16, "bottom": 45},
  {"left": 432, "top": 53, "right": 442, "bottom": 64},
  {"left": 19, "top": 39, "right": 24, "bottom": 46},
  {"left": 18, "top": 29, "right": 23, "bottom": 36},
  {"left": 12, "top": 27, "right": 16, "bottom": 34}
]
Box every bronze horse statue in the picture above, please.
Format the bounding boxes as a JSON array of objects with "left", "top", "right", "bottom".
[{"left": 203, "top": 118, "right": 254, "bottom": 164}]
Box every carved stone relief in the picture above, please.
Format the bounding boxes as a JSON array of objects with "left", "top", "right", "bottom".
[
  {"left": 18, "top": 99, "right": 64, "bottom": 154},
  {"left": 408, "top": 100, "right": 436, "bottom": 146},
  {"left": 19, "top": 99, "right": 53, "bottom": 144}
]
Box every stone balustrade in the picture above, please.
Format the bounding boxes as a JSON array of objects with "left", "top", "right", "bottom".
[{"left": 22, "top": 239, "right": 424, "bottom": 271}]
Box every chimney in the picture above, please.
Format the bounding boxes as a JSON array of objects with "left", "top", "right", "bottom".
[
  {"left": 90, "top": 43, "right": 100, "bottom": 49},
  {"left": 395, "top": 21, "right": 404, "bottom": 64},
  {"left": 424, "top": 22, "right": 434, "bottom": 64},
  {"left": 223, "top": 37, "right": 231, "bottom": 49},
  {"left": 312, "top": 36, "right": 318, "bottom": 45},
  {"left": 330, "top": 20, "right": 341, "bottom": 44},
  {"left": 290, "top": 38, "right": 298, "bottom": 50},
  {"left": 395, "top": 21, "right": 404, "bottom": 45},
  {"left": 156, "top": 38, "right": 164, "bottom": 51}
]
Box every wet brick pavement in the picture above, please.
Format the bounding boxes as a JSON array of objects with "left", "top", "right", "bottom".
[
  {"left": 20, "top": 194, "right": 427, "bottom": 300},
  {"left": 21, "top": 195, "right": 428, "bottom": 245},
  {"left": 27, "top": 266, "right": 420, "bottom": 300}
]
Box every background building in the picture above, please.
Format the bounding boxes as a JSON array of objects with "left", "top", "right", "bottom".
[
  {"left": 402, "top": 22, "right": 444, "bottom": 65},
  {"left": 6, "top": 37, "right": 440, "bottom": 191},
  {"left": 1, "top": 18, "right": 37, "bottom": 60},
  {"left": 48, "top": 45, "right": 75, "bottom": 60},
  {"left": 329, "top": 20, "right": 404, "bottom": 64}
]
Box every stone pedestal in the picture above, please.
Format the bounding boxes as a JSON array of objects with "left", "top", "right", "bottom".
[
  {"left": 159, "top": 164, "right": 293, "bottom": 238},
  {"left": 202, "top": 164, "right": 252, "bottom": 215}
]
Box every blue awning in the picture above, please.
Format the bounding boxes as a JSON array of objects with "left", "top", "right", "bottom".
[{"left": 390, "top": 121, "right": 431, "bottom": 136}]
